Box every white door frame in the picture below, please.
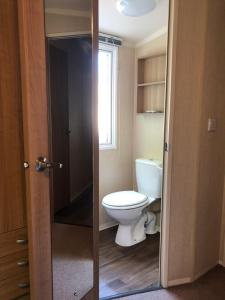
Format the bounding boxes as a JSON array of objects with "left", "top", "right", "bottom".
[{"left": 160, "top": 0, "right": 179, "bottom": 288}]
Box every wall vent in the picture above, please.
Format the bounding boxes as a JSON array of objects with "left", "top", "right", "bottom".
[{"left": 99, "top": 33, "right": 122, "bottom": 47}]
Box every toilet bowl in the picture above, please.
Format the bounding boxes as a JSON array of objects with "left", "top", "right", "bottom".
[
  {"left": 102, "top": 191, "right": 151, "bottom": 246},
  {"left": 102, "top": 159, "right": 162, "bottom": 247}
]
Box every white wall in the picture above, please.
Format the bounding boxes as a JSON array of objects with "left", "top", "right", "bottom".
[
  {"left": 99, "top": 46, "right": 135, "bottom": 230},
  {"left": 135, "top": 114, "right": 165, "bottom": 161}
]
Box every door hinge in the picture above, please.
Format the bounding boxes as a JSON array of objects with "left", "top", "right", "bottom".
[{"left": 164, "top": 142, "right": 170, "bottom": 152}]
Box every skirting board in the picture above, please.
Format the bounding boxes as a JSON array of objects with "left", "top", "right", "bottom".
[
  {"left": 71, "top": 182, "right": 92, "bottom": 203},
  {"left": 219, "top": 260, "right": 225, "bottom": 267},
  {"left": 168, "top": 261, "right": 222, "bottom": 287},
  {"left": 167, "top": 277, "right": 192, "bottom": 287},
  {"left": 193, "top": 261, "right": 219, "bottom": 281},
  {"left": 99, "top": 221, "right": 118, "bottom": 231}
]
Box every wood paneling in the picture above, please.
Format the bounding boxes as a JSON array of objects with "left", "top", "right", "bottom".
[
  {"left": 137, "top": 55, "right": 166, "bottom": 113},
  {"left": 0, "top": 249, "right": 28, "bottom": 282},
  {"left": 0, "top": 228, "right": 27, "bottom": 258},
  {"left": 0, "top": 1, "right": 29, "bottom": 298},
  {"left": 0, "top": 0, "right": 26, "bottom": 234},
  {"left": 194, "top": 0, "right": 225, "bottom": 276},
  {"left": 142, "top": 85, "right": 165, "bottom": 112},
  {"left": 0, "top": 272, "right": 29, "bottom": 300},
  {"left": 17, "top": 0, "right": 52, "bottom": 298},
  {"left": 143, "top": 55, "right": 166, "bottom": 83},
  {"left": 168, "top": 0, "right": 207, "bottom": 282},
  {"left": 162, "top": 0, "right": 225, "bottom": 286}
]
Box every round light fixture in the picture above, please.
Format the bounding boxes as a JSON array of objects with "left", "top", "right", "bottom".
[{"left": 116, "top": 0, "right": 158, "bottom": 17}]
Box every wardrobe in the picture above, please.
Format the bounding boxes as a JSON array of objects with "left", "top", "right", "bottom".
[{"left": 0, "top": 1, "right": 29, "bottom": 298}]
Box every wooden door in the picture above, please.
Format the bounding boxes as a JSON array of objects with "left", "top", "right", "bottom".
[
  {"left": 0, "top": 0, "right": 29, "bottom": 298},
  {"left": 17, "top": 0, "right": 99, "bottom": 299},
  {"left": 18, "top": 1, "right": 53, "bottom": 299},
  {"left": 48, "top": 45, "right": 70, "bottom": 214}
]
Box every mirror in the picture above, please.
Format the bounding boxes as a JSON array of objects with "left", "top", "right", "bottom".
[
  {"left": 44, "top": 1, "right": 93, "bottom": 299},
  {"left": 98, "top": 0, "right": 170, "bottom": 298}
]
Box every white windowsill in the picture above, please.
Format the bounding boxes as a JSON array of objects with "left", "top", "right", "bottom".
[{"left": 99, "top": 144, "right": 117, "bottom": 151}]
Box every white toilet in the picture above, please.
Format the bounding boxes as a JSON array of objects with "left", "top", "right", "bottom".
[{"left": 102, "top": 159, "right": 162, "bottom": 247}]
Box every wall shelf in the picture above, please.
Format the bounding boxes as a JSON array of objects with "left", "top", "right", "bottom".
[
  {"left": 144, "top": 110, "right": 164, "bottom": 114},
  {"left": 137, "top": 54, "right": 167, "bottom": 114},
  {"left": 138, "top": 81, "right": 165, "bottom": 87},
  {"left": 137, "top": 110, "right": 164, "bottom": 115}
]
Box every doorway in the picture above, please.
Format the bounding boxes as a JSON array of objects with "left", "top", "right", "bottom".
[{"left": 98, "top": 0, "right": 170, "bottom": 298}]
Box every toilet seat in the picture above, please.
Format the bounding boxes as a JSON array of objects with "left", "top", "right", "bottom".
[{"left": 102, "top": 191, "right": 149, "bottom": 210}]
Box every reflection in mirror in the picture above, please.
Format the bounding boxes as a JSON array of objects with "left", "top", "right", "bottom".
[
  {"left": 44, "top": 1, "right": 93, "bottom": 299},
  {"left": 99, "top": 0, "right": 170, "bottom": 298}
]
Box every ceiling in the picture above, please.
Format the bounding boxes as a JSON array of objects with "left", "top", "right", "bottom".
[
  {"left": 45, "top": 0, "right": 169, "bottom": 46},
  {"left": 99, "top": 0, "right": 169, "bottom": 45}
]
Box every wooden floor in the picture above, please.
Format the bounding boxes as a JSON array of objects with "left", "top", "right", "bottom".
[
  {"left": 99, "top": 227, "right": 160, "bottom": 299},
  {"left": 118, "top": 265, "right": 225, "bottom": 300}
]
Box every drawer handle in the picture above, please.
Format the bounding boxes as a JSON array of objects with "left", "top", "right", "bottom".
[
  {"left": 17, "top": 259, "right": 28, "bottom": 267},
  {"left": 16, "top": 239, "right": 28, "bottom": 245},
  {"left": 18, "top": 282, "right": 29, "bottom": 289}
]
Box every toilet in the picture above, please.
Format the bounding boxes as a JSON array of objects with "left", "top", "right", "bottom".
[{"left": 102, "top": 159, "right": 162, "bottom": 247}]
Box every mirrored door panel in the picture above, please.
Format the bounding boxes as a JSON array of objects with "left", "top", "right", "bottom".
[{"left": 44, "top": 1, "right": 94, "bottom": 299}]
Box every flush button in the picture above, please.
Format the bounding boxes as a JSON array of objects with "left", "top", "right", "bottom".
[{"left": 208, "top": 118, "right": 217, "bottom": 132}]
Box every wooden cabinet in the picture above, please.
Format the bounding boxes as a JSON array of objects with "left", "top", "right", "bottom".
[
  {"left": 0, "top": 1, "right": 29, "bottom": 298},
  {"left": 137, "top": 54, "right": 167, "bottom": 114}
]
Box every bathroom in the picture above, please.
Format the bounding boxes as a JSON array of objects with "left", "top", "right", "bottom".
[{"left": 98, "top": 0, "right": 169, "bottom": 298}]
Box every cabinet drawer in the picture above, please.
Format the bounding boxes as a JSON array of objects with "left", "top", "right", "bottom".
[
  {"left": 0, "top": 228, "right": 28, "bottom": 258},
  {"left": 0, "top": 250, "right": 29, "bottom": 282},
  {"left": 0, "top": 272, "right": 29, "bottom": 300}
]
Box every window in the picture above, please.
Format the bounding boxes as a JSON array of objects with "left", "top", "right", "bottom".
[{"left": 98, "top": 43, "right": 118, "bottom": 149}]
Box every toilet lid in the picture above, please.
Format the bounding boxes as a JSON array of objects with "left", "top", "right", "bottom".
[{"left": 102, "top": 191, "right": 148, "bottom": 208}]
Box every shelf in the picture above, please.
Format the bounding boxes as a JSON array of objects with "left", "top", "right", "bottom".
[
  {"left": 137, "top": 54, "right": 167, "bottom": 114},
  {"left": 144, "top": 110, "right": 164, "bottom": 113},
  {"left": 138, "top": 81, "right": 165, "bottom": 87},
  {"left": 137, "top": 110, "right": 164, "bottom": 114}
]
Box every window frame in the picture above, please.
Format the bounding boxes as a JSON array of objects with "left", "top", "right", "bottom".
[{"left": 98, "top": 42, "right": 118, "bottom": 150}]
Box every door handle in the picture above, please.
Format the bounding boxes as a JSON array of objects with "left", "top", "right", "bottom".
[
  {"left": 16, "top": 239, "right": 28, "bottom": 245},
  {"left": 35, "top": 156, "right": 63, "bottom": 172},
  {"left": 17, "top": 259, "right": 29, "bottom": 267},
  {"left": 18, "top": 282, "right": 29, "bottom": 289}
]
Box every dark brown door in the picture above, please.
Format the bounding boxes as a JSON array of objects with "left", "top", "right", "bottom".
[
  {"left": 48, "top": 45, "right": 70, "bottom": 214},
  {"left": 18, "top": 1, "right": 53, "bottom": 299},
  {"left": 0, "top": 1, "right": 29, "bottom": 298}
]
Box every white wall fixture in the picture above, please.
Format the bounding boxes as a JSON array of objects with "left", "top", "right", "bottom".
[{"left": 117, "top": 0, "right": 158, "bottom": 17}]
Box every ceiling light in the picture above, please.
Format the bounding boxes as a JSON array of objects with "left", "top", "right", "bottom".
[{"left": 116, "top": 0, "right": 158, "bottom": 17}]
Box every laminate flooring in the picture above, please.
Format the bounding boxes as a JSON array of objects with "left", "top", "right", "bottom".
[
  {"left": 118, "top": 265, "right": 225, "bottom": 300},
  {"left": 99, "top": 227, "right": 160, "bottom": 299}
]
